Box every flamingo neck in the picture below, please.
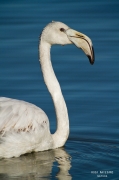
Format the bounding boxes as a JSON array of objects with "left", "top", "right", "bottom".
[{"left": 39, "top": 40, "right": 69, "bottom": 148}]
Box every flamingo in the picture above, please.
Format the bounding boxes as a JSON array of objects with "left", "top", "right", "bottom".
[{"left": 0, "top": 21, "right": 94, "bottom": 158}]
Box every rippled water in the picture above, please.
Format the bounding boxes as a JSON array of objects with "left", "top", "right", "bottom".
[{"left": 0, "top": 0, "right": 119, "bottom": 179}]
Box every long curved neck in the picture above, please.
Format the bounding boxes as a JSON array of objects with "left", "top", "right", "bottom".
[{"left": 39, "top": 39, "right": 69, "bottom": 148}]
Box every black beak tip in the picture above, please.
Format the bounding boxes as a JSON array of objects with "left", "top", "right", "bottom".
[
  {"left": 87, "top": 55, "right": 95, "bottom": 65},
  {"left": 87, "top": 46, "right": 95, "bottom": 65}
]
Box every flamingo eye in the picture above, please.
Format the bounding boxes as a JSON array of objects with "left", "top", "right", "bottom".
[{"left": 60, "top": 28, "right": 65, "bottom": 32}]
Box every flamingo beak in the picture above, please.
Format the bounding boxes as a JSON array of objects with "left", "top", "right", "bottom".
[{"left": 66, "top": 29, "right": 95, "bottom": 65}]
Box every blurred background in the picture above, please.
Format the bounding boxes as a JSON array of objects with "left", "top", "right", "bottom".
[{"left": 0, "top": 0, "right": 119, "bottom": 179}]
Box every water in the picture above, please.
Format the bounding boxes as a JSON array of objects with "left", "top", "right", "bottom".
[{"left": 0, "top": 0, "right": 119, "bottom": 179}]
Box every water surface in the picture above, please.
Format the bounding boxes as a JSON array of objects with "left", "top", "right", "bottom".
[{"left": 0, "top": 0, "right": 119, "bottom": 179}]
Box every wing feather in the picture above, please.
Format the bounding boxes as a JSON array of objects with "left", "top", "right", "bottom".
[{"left": 0, "top": 97, "right": 49, "bottom": 135}]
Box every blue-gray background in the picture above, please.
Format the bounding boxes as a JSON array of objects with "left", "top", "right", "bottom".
[{"left": 0, "top": 0, "right": 119, "bottom": 179}]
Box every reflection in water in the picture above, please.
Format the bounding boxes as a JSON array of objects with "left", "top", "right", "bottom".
[
  {"left": 55, "top": 149, "right": 72, "bottom": 180},
  {"left": 0, "top": 147, "right": 72, "bottom": 180}
]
